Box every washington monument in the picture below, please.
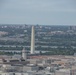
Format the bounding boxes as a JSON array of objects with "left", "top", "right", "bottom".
[{"left": 30, "top": 26, "right": 35, "bottom": 54}]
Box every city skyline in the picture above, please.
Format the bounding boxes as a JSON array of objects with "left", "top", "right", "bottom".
[{"left": 0, "top": 0, "right": 76, "bottom": 25}]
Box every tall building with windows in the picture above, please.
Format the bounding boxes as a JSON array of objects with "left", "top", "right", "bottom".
[{"left": 22, "top": 47, "right": 27, "bottom": 60}]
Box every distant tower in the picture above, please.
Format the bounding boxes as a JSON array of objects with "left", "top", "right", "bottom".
[
  {"left": 30, "top": 26, "right": 35, "bottom": 54},
  {"left": 22, "top": 47, "right": 27, "bottom": 60}
]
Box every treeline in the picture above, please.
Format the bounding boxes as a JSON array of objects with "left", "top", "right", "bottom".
[
  {"left": 0, "top": 47, "right": 76, "bottom": 55},
  {"left": 0, "top": 51, "right": 21, "bottom": 55},
  {"left": 41, "top": 49, "right": 76, "bottom": 55}
]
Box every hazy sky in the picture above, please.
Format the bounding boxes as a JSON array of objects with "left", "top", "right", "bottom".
[{"left": 0, "top": 0, "right": 76, "bottom": 25}]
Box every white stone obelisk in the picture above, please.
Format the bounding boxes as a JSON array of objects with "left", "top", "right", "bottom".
[{"left": 30, "top": 26, "right": 35, "bottom": 54}]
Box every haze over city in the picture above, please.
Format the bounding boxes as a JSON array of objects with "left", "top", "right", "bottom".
[
  {"left": 0, "top": 0, "right": 76, "bottom": 75},
  {"left": 0, "top": 0, "right": 76, "bottom": 25}
]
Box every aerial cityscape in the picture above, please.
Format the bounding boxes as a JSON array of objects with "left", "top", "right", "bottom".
[
  {"left": 0, "top": 0, "right": 76, "bottom": 75},
  {"left": 0, "top": 24, "right": 76, "bottom": 75}
]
